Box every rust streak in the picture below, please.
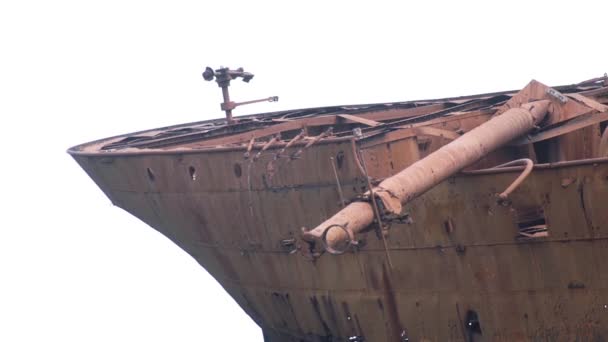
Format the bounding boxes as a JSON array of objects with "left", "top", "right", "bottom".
[
  {"left": 382, "top": 264, "right": 404, "bottom": 342},
  {"left": 577, "top": 180, "right": 593, "bottom": 231}
]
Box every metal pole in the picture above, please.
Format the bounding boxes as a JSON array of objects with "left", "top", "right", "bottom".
[
  {"left": 330, "top": 157, "right": 346, "bottom": 208},
  {"left": 221, "top": 85, "right": 233, "bottom": 124}
]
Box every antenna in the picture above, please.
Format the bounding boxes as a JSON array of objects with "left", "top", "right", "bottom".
[{"left": 202, "top": 66, "right": 278, "bottom": 124}]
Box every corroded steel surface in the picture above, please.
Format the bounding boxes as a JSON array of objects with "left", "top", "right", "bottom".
[
  {"left": 69, "top": 75, "right": 608, "bottom": 341},
  {"left": 70, "top": 144, "right": 608, "bottom": 341}
]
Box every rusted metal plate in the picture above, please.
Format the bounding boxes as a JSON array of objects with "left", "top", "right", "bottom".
[
  {"left": 71, "top": 141, "right": 608, "bottom": 341},
  {"left": 337, "top": 114, "right": 381, "bottom": 127}
]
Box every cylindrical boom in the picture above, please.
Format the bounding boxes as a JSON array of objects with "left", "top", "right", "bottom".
[{"left": 303, "top": 100, "right": 550, "bottom": 251}]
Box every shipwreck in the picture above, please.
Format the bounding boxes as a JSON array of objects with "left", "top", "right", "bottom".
[{"left": 69, "top": 67, "right": 608, "bottom": 341}]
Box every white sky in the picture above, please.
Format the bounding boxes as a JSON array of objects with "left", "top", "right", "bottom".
[{"left": 0, "top": 1, "right": 606, "bottom": 341}]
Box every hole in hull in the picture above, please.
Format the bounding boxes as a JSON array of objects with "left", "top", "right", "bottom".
[
  {"left": 336, "top": 151, "right": 345, "bottom": 169},
  {"left": 515, "top": 206, "right": 548, "bottom": 239},
  {"left": 465, "top": 310, "right": 482, "bottom": 337},
  {"left": 234, "top": 163, "right": 242, "bottom": 178},
  {"left": 188, "top": 166, "right": 197, "bottom": 181}
]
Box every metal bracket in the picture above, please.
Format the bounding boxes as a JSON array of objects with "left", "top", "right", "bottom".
[
  {"left": 202, "top": 66, "right": 278, "bottom": 124},
  {"left": 546, "top": 88, "right": 568, "bottom": 104}
]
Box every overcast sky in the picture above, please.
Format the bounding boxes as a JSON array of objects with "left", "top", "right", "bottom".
[{"left": 1, "top": 1, "right": 606, "bottom": 341}]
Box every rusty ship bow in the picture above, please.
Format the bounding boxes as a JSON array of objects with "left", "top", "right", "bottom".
[{"left": 69, "top": 72, "right": 608, "bottom": 341}]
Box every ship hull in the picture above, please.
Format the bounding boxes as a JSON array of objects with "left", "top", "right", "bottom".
[{"left": 71, "top": 138, "right": 608, "bottom": 341}]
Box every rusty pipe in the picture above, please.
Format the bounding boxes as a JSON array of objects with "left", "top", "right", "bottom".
[
  {"left": 303, "top": 100, "right": 550, "bottom": 250},
  {"left": 492, "top": 158, "right": 534, "bottom": 200},
  {"left": 243, "top": 136, "right": 256, "bottom": 159},
  {"left": 253, "top": 136, "right": 279, "bottom": 161},
  {"left": 350, "top": 138, "right": 367, "bottom": 177},
  {"left": 290, "top": 128, "right": 332, "bottom": 160}
]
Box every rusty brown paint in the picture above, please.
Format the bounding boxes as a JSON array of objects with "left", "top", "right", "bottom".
[
  {"left": 70, "top": 146, "right": 608, "bottom": 341},
  {"left": 69, "top": 76, "right": 608, "bottom": 341}
]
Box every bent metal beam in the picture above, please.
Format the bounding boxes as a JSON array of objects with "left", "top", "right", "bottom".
[{"left": 302, "top": 100, "right": 551, "bottom": 252}]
